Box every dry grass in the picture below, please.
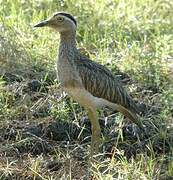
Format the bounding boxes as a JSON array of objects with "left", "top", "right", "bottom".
[{"left": 0, "top": 0, "right": 173, "bottom": 179}]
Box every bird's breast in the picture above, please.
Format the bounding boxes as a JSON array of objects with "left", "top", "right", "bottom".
[{"left": 57, "top": 58, "right": 83, "bottom": 89}]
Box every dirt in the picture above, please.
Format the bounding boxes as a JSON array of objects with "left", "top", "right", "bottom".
[{"left": 0, "top": 72, "right": 172, "bottom": 179}]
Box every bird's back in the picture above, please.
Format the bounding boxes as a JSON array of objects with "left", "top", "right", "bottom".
[{"left": 75, "top": 55, "right": 140, "bottom": 114}]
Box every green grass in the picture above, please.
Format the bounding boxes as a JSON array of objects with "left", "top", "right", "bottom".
[{"left": 0, "top": 0, "right": 173, "bottom": 179}]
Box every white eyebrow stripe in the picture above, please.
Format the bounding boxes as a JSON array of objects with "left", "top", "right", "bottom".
[
  {"left": 56, "top": 14, "right": 77, "bottom": 27},
  {"left": 63, "top": 16, "right": 77, "bottom": 27}
]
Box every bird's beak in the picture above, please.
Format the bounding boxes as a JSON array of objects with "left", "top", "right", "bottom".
[{"left": 34, "top": 20, "right": 49, "bottom": 28}]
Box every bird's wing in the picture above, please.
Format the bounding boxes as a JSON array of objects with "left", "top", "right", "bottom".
[{"left": 76, "top": 55, "right": 139, "bottom": 114}]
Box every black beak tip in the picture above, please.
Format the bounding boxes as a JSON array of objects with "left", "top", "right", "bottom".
[
  {"left": 33, "top": 24, "right": 40, "bottom": 28},
  {"left": 33, "top": 21, "right": 47, "bottom": 28}
]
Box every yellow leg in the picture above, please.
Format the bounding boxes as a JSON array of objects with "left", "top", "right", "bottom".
[{"left": 87, "top": 108, "right": 101, "bottom": 158}]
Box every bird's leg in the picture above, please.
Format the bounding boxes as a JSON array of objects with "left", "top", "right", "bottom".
[
  {"left": 105, "top": 102, "right": 145, "bottom": 131},
  {"left": 87, "top": 108, "right": 101, "bottom": 158}
]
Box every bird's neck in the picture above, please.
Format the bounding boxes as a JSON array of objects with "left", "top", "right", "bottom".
[
  {"left": 59, "top": 31, "right": 78, "bottom": 59},
  {"left": 57, "top": 31, "right": 81, "bottom": 87}
]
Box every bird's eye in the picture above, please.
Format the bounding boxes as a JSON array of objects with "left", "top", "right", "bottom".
[{"left": 57, "top": 16, "right": 64, "bottom": 22}]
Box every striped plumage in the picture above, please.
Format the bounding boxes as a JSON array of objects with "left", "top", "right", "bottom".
[
  {"left": 34, "top": 12, "right": 144, "bottom": 158},
  {"left": 76, "top": 56, "right": 140, "bottom": 114}
]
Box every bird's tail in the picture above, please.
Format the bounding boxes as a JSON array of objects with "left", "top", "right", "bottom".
[{"left": 117, "top": 84, "right": 141, "bottom": 115}]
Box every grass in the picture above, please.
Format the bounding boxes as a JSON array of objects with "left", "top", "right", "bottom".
[{"left": 0, "top": 0, "right": 173, "bottom": 179}]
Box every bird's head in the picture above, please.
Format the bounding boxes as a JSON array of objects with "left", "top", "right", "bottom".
[{"left": 34, "top": 12, "right": 77, "bottom": 33}]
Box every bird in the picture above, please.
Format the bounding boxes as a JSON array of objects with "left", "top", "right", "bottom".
[{"left": 34, "top": 12, "right": 144, "bottom": 157}]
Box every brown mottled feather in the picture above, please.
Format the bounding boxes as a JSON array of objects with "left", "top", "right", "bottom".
[{"left": 75, "top": 55, "right": 140, "bottom": 114}]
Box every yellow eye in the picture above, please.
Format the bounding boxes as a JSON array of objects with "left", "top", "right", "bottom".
[{"left": 57, "top": 16, "right": 64, "bottom": 22}]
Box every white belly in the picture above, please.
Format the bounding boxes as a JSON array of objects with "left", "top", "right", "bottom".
[
  {"left": 64, "top": 87, "right": 116, "bottom": 110},
  {"left": 64, "top": 87, "right": 97, "bottom": 108}
]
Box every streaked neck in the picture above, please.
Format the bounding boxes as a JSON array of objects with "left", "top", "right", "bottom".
[{"left": 59, "top": 31, "right": 78, "bottom": 56}]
